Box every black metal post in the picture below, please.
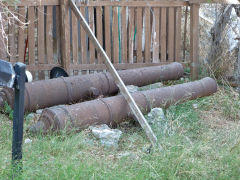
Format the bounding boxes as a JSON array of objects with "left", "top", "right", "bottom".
[{"left": 12, "top": 63, "right": 26, "bottom": 171}]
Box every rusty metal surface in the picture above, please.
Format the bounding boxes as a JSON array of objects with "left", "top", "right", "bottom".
[
  {"left": 30, "top": 77, "right": 217, "bottom": 133},
  {"left": 0, "top": 63, "right": 184, "bottom": 112}
]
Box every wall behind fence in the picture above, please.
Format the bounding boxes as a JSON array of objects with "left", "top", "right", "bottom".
[{"left": 1, "top": 0, "right": 199, "bottom": 80}]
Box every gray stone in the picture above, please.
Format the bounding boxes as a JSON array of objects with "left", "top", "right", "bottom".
[
  {"left": 192, "top": 103, "right": 198, "bottom": 109},
  {"left": 25, "top": 113, "right": 40, "bottom": 123},
  {"left": 36, "top": 109, "right": 43, "bottom": 114},
  {"left": 24, "top": 138, "right": 32, "bottom": 144},
  {"left": 89, "top": 124, "right": 122, "bottom": 148},
  {"left": 146, "top": 108, "right": 175, "bottom": 136}
]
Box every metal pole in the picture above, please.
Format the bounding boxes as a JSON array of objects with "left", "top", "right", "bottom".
[{"left": 12, "top": 63, "right": 25, "bottom": 171}]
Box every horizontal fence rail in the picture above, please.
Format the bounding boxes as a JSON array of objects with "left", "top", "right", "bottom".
[{"left": 1, "top": 0, "right": 199, "bottom": 80}]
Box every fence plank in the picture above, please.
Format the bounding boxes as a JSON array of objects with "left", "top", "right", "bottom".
[
  {"left": 60, "top": 0, "right": 70, "bottom": 70},
  {"left": 121, "top": 6, "right": 127, "bottom": 63},
  {"left": 96, "top": 6, "right": 103, "bottom": 63},
  {"left": 160, "top": 7, "right": 166, "bottom": 62},
  {"left": 18, "top": 7, "right": 25, "bottom": 62},
  {"left": 76, "top": 1, "right": 188, "bottom": 7},
  {"left": 104, "top": 6, "right": 111, "bottom": 60},
  {"left": 175, "top": 7, "right": 182, "bottom": 62},
  {"left": 128, "top": 7, "right": 134, "bottom": 63},
  {"left": 144, "top": 7, "right": 151, "bottom": 62},
  {"left": 37, "top": 6, "right": 45, "bottom": 79},
  {"left": 28, "top": 7, "right": 35, "bottom": 66},
  {"left": 168, "top": 7, "right": 174, "bottom": 61},
  {"left": 136, "top": 7, "right": 143, "bottom": 63},
  {"left": 80, "top": 6, "right": 87, "bottom": 64},
  {"left": 89, "top": 6, "right": 95, "bottom": 64},
  {"left": 190, "top": 4, "right": 200, "bottom": 80},
  {"left": 152, "top": 7, "right": 160, "bottom": 63},
  {"left": 8, "top": 7, "right": 16, "bottom": 62},
  {"left": 55, "top": 6, "right": 61, "bottom": 64},
  {"left": 72, "top": 8, "right": 78, "bottom": 65},
  {"left": 112, "top": 6, "right": 119, "bottom": 64},
  {"left": 46, "top": 6, "right": 53, "bottom": 65}
]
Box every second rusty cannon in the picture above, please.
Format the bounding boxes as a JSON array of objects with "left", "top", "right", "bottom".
[{"left": 0, "top": 63, "right": 184, "bottom": 112}]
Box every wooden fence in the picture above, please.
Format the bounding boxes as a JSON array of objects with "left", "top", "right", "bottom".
[{"left": 1, "top": 0, "right": 200, "bottom": 80}]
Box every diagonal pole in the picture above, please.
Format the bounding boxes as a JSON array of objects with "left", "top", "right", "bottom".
[{"left": 69, "top": 0, "right": 158, "bottom": 146}]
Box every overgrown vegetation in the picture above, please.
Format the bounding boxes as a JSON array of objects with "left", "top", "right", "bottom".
[{"left": 0, "top": 85, "right": 239, "bottom": 179}]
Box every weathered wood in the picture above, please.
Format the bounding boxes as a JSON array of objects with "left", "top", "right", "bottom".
[
  {"left": 60, "top": 0, "right": 70, "bottom": 70},
  {"left": 128, "top": 7, "right": 135, "bottom": 63},
  {"left": 112, "top": 6, "right": 119, "bottom": 64},
  {"left": 46, "top": 6, "right": 53, "bottom": 64},
  {"left": 72, "top": 8, "right": 78, "bottom": 65},
  {"left": 70, "top": 0, "right": 158, "bottom": 147},
  {"left": 175, "top": 7, "right": 182, "bottom": 62},
  {"left": 17, "top": 7, "right": 25, "bottom": 62},
  {"left": 121, "top": 6, "right": 128, "bottom": 63},
  {"left": 89, "top": 6, "right": 95, "bottom": 64},
  {"left": 0, "top": 6, "right": 7, "bottom": 60},
  {"left": 183, "top": 5, "right": 188, "bottom": 60},
  {"left": 96, "top": 6, "right": 103, "bottom": 64},
  {"left": 136, "top": 7, "right": 143, "bottom": 63},
  {"left": 144, "top": 7, "right": 151, "bottom": 63},
  {"left": 37, "top": 6, "right": 45, "bottom": 79},
  {"left": 168, "top": 7, "right": 175, "bottom": 61},
  {"left": 152, "top": 7, "right": 160, "bottom": 63},
  {"left": 190, "top": 4, "right": 200, "bottom": 80},
  {"left": 104, "top": 6, "right": 111, "bottom": 60},
  {"left": 28, "top": 6, "right": 35, "bottom": 66},
  {"left": 15, "top": 0, "right": 60, "bottom": 6},
  {"left": 76, "top": 1, "right": 188, "bottom": 7},
  {"left": 80, "top": 6, "right": 87, "bottom": 64},
  {"left": 160, "top": 7, "right": 167, "bottom": 62},
  {"left": 8, "top": 6, "right": 16, "bottom": 62},
  {"left": 55, "top": 6, "right": 61, "bottom": 64}
]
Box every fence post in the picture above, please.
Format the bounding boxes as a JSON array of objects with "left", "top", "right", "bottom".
[
  {"left": 190, "top": 3, "right": 200, "bottom": 80},
  {"left": 60, "top": 0, "right": 70, "bottom": 71}
]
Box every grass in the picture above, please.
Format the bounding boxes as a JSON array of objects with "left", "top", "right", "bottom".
[{"left": 0, "top": 85, "right": 240, "bottom": 179}]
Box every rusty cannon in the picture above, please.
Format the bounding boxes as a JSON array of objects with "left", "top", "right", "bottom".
[
  {"left": 0, "top": 63, "right": 184, "bottom": 112},
  {"left": 29, "top": 77, "right": 217, "bottom": 133}
]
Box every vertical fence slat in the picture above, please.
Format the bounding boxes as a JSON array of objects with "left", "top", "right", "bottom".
[
  {"left": 46, "top": 6, "right": 53, "bottom": 65},
  {"left": 175, "top": 7, "right": 182, "bottom": 62},
  {"left": 37, "top": 6, "right": 45, "bottom": 79},
  {"left": 18, "top": 7, "right": 25, "bottom": 62},
  {"left": 55, "top": 6, "right": 61, "bottom": 64},
  {"left": 72, "top": 8, "right": 78, "bottom": 65},
  {"left": 60, "top": 0, "right": 70, "bottom": 70},
  {"left": 128, "top": 7, "right": 134, "bottom": 63},
  {"left": 28, "top": 7, "right": 35, "bottom": 66},
  {"left": 152, "top": 7, "right": 160, "bottom": 63},
  {"left": 136, "top": 7, "right": 143, "bottom": 63},
  {"left": 121, "top": 6, "right": 127, "bottom": 63},
  {"left": 80, "top": 6, "right": 87, "bottom": 64},
  {"left": 144, "top": 7, "right": 151, "bottom": 62},
  {"left": 104, "top": 6, "right": 111, "bottom": 60},
  {"left": 160, "top": 7, "right": 167, "bottom": 62},
  {"left": 96, "top": 6, "right": 103, "bottom": 64},
  {"left": 112, "top": 6, "right": 119, "bottom": 64},
  {"left": 168, "top": 7, "right": 174, "bottom": 61},
  {"left": 8, "top": 7, "right": 16, "bottom": 62},
  {"left": 190, "top": 4, "right": 200, "bottom": 80},
  {"left": 88, "top": 6, "right": 95, "bottom": 64}
]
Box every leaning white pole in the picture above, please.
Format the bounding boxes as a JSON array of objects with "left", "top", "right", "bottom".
[{"left": 69, "top": 0, "right": 158, "bottom": 147}]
